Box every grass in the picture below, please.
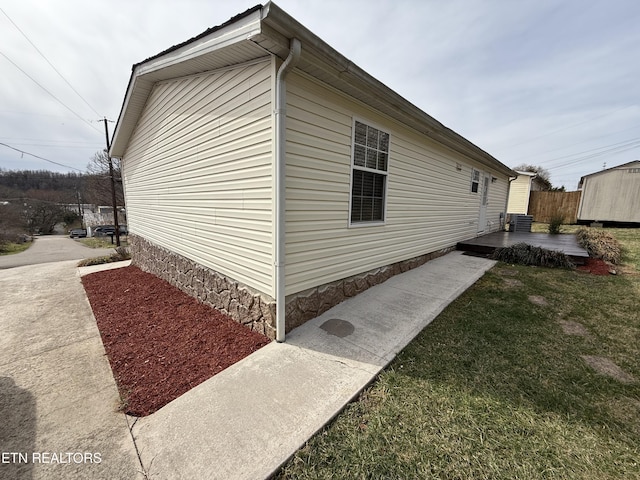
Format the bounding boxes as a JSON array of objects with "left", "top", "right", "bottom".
[
  {"left": 531, "top": 222, "right": 581, "bottom": 234},
  {"left": 79, "top": 237, "right": 128, "bottom": 249},
  {"left": 0, "top": 241, "right": 32, "bottom": 255},
  {"left": 77, "top": 246, "right": 131, "bottom": 267},
  {"left": 614, "top": 229, "right": 640, "bottom": 272},
  {"left": 277, "top": 228, "right": 640, "bottom": 479}
]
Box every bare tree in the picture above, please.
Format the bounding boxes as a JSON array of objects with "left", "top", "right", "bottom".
[
  {"left": 0, "top": 202, "right": 27, "bottom": 246},
  {"left": 21, "top": 199, "right": 66, "bottom": 234},
  {"left": 513, "top": 164, "right": 553, "bottom": 191},
  {"left": 84, "top": 151, "right": 124, "bottom": 206}
]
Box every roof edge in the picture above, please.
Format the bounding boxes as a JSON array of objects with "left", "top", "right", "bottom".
[
  {"left": 111, "top": 1, "right": 516, "bottom": 177},
  {"left": 134, "top": 5, "right": 263, "bottom": 69},
  {"left": 261, "top": 2, "right": 514, "bottom": 177}
]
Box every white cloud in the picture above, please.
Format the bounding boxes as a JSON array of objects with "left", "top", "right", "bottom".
[{"left": 0, "top": 0, "right": 639, "bottom": 188}]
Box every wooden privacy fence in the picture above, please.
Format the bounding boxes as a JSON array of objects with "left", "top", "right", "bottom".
[{"left": 528, "top": 191, "right": 581, "bottom": 224}]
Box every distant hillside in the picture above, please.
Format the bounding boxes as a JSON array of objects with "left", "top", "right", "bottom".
[
  {"left": 0, "top": 168, "right": 123, "bottom": 206},
  {"left": 0, "top": 169, "right": 86, "bottom": 193}
]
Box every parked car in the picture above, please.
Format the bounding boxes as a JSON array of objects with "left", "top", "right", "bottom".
[
  {"left": 93, "top": 225, "right": 128, "bottom": 237},
  {"left": 94, "top": 226, "right": 116, "bottom": 237},
  {"left": 69, "top": 228, "right": 87, "bottom": 238}
]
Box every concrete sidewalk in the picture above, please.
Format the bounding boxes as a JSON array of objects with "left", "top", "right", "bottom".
[
  {"left": 0, "top": 251, "right": 493, "bottom": 479},
  {"left": 0, "top": 261, "right": 142, "bottom": 480},
  {"left": 129, "top": 251, "right": 496, "bottom": 480}
]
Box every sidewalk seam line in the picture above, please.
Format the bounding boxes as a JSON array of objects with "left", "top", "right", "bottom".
[{"left": 126, "top": 415, "right": 152, "bottom": 479}]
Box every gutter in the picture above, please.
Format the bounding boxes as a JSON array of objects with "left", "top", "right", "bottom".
[
  {"left": 261, "top": 2, "right": 515, "bottom": 178},
  {"left": 274, "top": 37, "right": 301, "bottom": 342}
]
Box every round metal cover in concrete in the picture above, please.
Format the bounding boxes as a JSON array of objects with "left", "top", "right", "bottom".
[{"left": 320, "top": 318, "right": 355, "bottom": 338}]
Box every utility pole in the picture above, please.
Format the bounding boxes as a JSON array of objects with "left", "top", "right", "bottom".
[
  {"left": 102, "top": 117, "right": 121, "bottom": 247},
  {"left": 76, "top": 190, "right": 84, "bottom": 228}
]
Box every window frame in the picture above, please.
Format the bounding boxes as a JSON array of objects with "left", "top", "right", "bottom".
[
  {"left": 348, "top": 118, "right": 390, "bottom": 227},
  {"left": 471, "top": 168, "right": 481, "bottom": 193}
]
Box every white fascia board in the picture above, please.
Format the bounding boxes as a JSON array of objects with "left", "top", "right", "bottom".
[
  {"left": 135, "top": 10, "right": 263, "bottom": 78},
  {"left": 110, "top": 9, "right": 264, "bottom": 158}
]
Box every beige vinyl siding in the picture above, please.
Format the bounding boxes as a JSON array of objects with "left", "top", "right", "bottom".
[
  {"left": 506, "top": 175, "right": 531, "bottom": 214},
  {"left": 121, "top": 60, "right": 274, "bottom": 295},
  {"left": 285, "top": 72, "right": 509, "bottom": 295},
  {"left": 485, "top": 171, "right": 509, "bottom": 229},
  {"left": 578, "top": 162, "right": 640, "bottom": 222}
]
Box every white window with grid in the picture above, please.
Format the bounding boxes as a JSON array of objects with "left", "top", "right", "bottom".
[
  {"left": 349, "top": 120, "right": 389, "bottom": 225},
  {"left": 471, "top": 168, "right": 481, "bottom": 193}
]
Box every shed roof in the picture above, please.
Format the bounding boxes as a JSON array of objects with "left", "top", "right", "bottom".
[
  {"left": 109, "top": 2, "right": 515, "bottom": 177},
  {"left": 578, "top": 160, "right": 640, "bottom": 187}
]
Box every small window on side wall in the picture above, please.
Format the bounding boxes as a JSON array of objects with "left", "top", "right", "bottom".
[
  {"left": 471, "top": 169, "right": 480, "bottom": 193},
  {"left": 350, "top": 120, "right": 389, "bottom": 224}
]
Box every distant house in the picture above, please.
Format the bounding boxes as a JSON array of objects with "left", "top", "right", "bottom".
[
  {"left": 577, "top": 160, "right": 640, "bottom": 225},
  {"left": 507, "top": 171, "right": 538, "bottom": 215},
  {"left": 109, "top": 2, "right": 515, "bottom": 341}
]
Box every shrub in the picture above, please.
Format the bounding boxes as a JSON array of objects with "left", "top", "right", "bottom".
[
  {"left": 77, "top": 246, "right": 131, "bottom": 267},
  {"left": 576, "top": 228, "right": 621, "bottom": 264},
  {"left": 491, "top": 243, "right": 575, "bottom": 269},
  {"left": 114, "top": 246, "right": 131, "bottom": 260},
  {"left": 548, "top": 214, "right": 564, "bottom": 235}
]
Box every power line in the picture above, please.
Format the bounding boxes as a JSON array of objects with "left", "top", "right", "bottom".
[
  {"left": 0, "top": 6, "right": 101, "bottom": 118},
  {"left": 544, "top": 137, "right": 640, "bottom": 171},
  {"left": 511, "top": 123, "right": 640, "bottom": 163},
  {"left": 5, "top": 144, "right": 100, "bottom": 150},
  {"left": 503, "top": 104, "right": 638, "bottom": 149},
  {"left": 0, "top": 137, "right": 100, "bottom": 146},
  {"left": 0, "top": 50, "right": 100, "bottom": 134},
  {"left": 0, "top": 142, "right": 85, "bottom": 172}
]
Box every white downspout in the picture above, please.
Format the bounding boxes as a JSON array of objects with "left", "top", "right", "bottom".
[{"left": 275, "top": 38, "right": 301, "bottom": 342}]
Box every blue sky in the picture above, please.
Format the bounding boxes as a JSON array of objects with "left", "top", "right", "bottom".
[{"left": 1, "top": 0, "right": 638, "bottom": 189}]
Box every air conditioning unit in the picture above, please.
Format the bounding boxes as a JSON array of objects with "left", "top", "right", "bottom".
[{"left": 509, "top": 214, "right": 533, "bottom": 232}]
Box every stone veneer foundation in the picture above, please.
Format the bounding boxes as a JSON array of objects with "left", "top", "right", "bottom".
[
  {"left": 129, "top": 234, "right": 454, "bottom": 340},
  {"left": 129, "top": 235, "right": 277, "bottom": 338}
]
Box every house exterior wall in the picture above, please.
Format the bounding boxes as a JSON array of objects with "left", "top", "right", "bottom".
[
  {"left": 284, "top": 72, "right": 509, "bottom": 297},
  {"left": 121, "top": 59, "right": 275, "bottom": 296},
  {"left": 506, "top": 175, "right": 532, "bottom": 214},
  {"left": 578, "top": 162, "right": 640, "bottom": 223}
]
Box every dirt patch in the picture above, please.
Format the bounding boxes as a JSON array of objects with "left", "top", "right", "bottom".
[
  {"left": 495, "top": 268, "right": 519, "bottom": 277},
  {"left": 581, "top": 355, "right": 636, "bottom": 384},
  {"left": 503, "top": 278, "right": 524, "bottom": 288},
  {"left": 558, "top": 320, "right": 590, "bottom": 337},
  {"left": 82, "top": 266, "right": 271, "bottom": 417},
  {"left": 528, "top": 295, "right": 548, "bottom": 306},
  {"left": 577, "top": 258, "right": 614, "bottom": 275}
]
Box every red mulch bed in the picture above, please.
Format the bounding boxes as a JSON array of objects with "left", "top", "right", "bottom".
[
  {"left": 577, "top": 257, "right": 613, "bottom": 275},
  {"left": 82, "top": 266, "right": 270, "bottom": 417}
]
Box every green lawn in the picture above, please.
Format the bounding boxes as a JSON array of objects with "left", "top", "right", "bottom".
[
  {"left": 0, "top": 241, "right": 32, "bottom": 255},
  {"left": 530, "top": 222, "right": 581, "bottom": 234},
  {"left": 277, "top": 228, "right": 640, "bottom": 479},
  {"left": 78, "top": 237, "right": 128, "bottom": 249}
]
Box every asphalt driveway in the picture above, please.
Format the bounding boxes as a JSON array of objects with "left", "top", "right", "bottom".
[{"left": 0, "top": 236, "right": 114, "bottom": 270}]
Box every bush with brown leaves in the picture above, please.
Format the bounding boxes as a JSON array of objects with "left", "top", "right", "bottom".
[{"left": 576, "top": 228, "right": 621, "bottom": 264}]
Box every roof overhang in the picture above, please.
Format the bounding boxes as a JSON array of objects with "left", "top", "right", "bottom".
[{"left": 110, "top": 2, "right": 516, "bottom": 177}]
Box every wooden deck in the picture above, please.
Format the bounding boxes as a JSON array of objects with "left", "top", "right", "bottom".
[{"left": 457, "top": 232, "right": 589, "bottom": 264}]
